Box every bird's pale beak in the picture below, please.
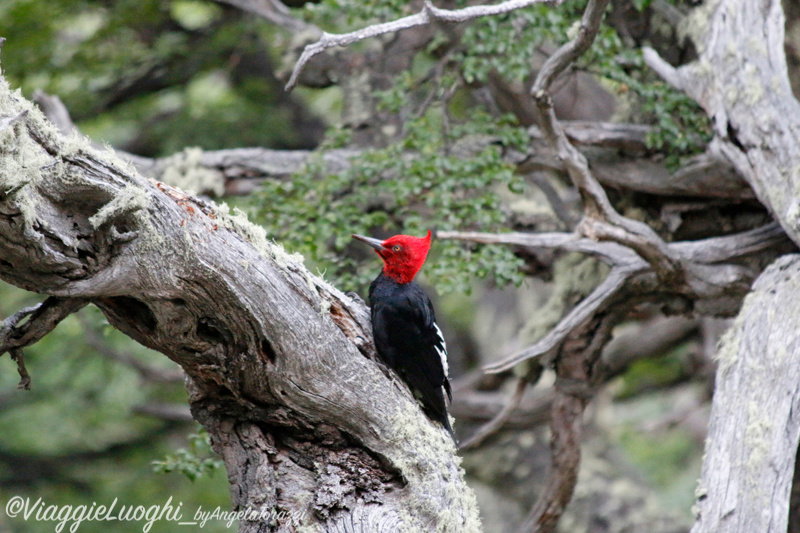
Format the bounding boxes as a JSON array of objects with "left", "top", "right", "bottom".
[{"left": 351, "top": 234, "right": 387, "bottom": 252}]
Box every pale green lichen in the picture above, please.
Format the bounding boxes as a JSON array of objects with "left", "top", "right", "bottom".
[
  {"left": 0, "top": 74, "right": 156, "bottom": 244},
  {"left": 746, "top": 37, "right": 767, "bottom": 58},
  {"left": 678, "top": 0, "right": 720, "bottom": 54},
  {"left": 744, "top": 400, "right": 772, "bottom": 490},
  {"left": 694, "top": 482, "right": 707, "bottom": 499},
  {"left": 713, "top": 299, "right": 747, "bottom": 375},
  {"left": 213, "top": 202, "right": 310, "bottom": 273},
  {"left": 99, "top": 141, "right": 139, "bottom": 176},
  {"left": 742, "top": 64, "right": 764, "bottom": 106},
  {"left": 785, "top": 199, "right": 800, "bottom": 232},
  {"left": 692, "top": 478, "right": 706, "bottom": 518},
  {"left": 210, "top": 202, "right": 336, "bottom": 312},
  {"left": 0, "top": 128, "right": 45, "bottom": 197},
  {"left": 0, "top": 92, "right": 58, "bottom": 236},
  {"left": 725, "top": 86, "right": 739, "bottom": 107},
  {"left": 88, "top": 184, "right": 150, "bottom": 229},
  {"left": 58, "top": 129, "right": 95, "bottom": 160},
  {"left": 159, "top": 146, "right": 225, "bottom": 197},
  {"left": 215, "top": 202, "right": 273, "bottom": 257},
  {"left": 386, "top": 402, "right": 481, "bottom": 533},
  {"left": 304, "top": 269, "right": 330, "bottom": 315},
  {"left": 15, "top": 189, "right": 43, "bottom": 235},
  {"left": 692, "top": 57, "right": 713, "bottom": 79}
]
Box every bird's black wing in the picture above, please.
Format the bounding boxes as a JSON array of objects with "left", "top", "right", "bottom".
[{"left": 370, "top": 282, "right": 452, "bottom": 432}]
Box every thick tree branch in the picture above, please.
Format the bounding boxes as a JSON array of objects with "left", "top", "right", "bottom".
[
  {"left": 0, "top": 66, "right": 480, "bottom": 531},
  {"left": 640, "top": 1, "right": 800, "bottom": 531},
  {"left": 691, "top": 255, "right": 800, "bottom": 533},
  {"left": 643, "top": 0, "right": 800, "bottom": 247}
]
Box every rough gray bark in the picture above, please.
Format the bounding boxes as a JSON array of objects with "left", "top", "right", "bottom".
[
  {"left": 0, "top": 65, "right": 481, "bottom": 531},
  {"left": 642, "top": 0, "right": 800, "bottom": 531},
  {"left": 691, "top": 255, "right": 800, "bottom": 533},
  {"left": 644, "top": 0, "right": 800, "bottom": 242}
]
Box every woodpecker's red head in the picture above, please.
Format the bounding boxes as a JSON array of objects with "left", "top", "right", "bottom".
[{"left": 352, "top": 230, "right": 432, "bottom": 284}]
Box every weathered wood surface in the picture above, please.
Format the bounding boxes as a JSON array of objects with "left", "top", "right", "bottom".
[
  {"left": 692, "top": 255, "right": 800, "bottom": 533},
  {"left": 644, "top": 0, "right": 800, "bottom": 531},
  {"left": 0, "top": 65, "right": 481, "bottom": 532}
]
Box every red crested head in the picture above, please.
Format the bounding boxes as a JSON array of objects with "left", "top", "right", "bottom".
[{"left": 352, "top": 230, "right": 432, "bottom": 284}]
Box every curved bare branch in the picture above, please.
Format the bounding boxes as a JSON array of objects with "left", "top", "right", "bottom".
[
  {"left": 285, "top": 0, "right": 563, "bottom": 90},
  {"left": 487, "top": 266, "right": 637, "bottom": 373},
  {"left": 459, "top": 377, "right": 528, "bottom": 450}
]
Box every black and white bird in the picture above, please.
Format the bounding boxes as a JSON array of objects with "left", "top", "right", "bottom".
[{"left": 352, "top": 230, "right": 454, "bottom": 439}]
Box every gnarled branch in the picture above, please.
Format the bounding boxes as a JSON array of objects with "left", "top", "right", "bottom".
[
  {"left": 440, "top": 222, "right": 790, "bottom": 372},
  {"left": 0, "top": 60, "right": 480, "bottom": 531}
]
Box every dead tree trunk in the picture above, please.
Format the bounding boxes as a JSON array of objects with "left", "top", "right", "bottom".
[
  {"left": 644, "top": 0, "right": 800, "bottom": 531},
  {"left": 691, "top": 254, "right": 800, "bottom": 533},
  {"left": 0, "top": 57, "right": 481, "bottom": 532}
]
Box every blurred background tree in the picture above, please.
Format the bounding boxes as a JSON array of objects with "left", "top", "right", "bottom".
[{"left": 1, "top": 0, "right": 799, "bottom": 531}]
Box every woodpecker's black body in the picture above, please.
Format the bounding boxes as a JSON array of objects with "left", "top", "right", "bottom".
[
  {"left": 351, "top": 230, "right": 454, "bottom": 439},
  {"left": 369, "top": 272, "right": 453, "bottom": 436}
]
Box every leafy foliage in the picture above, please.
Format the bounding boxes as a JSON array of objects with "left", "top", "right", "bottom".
[
  {"left": 252, "top": 0, "right": 711, "bottom": 296},
  {"left": 153, "top": 429, "right": 223, "bottom": 482},
  {"left": 254, "top": 108, "right": 528, "bottom": 295},
  {"left": 0, "top": 0, "right": 320, "bottom": 155},
  {"left": 455, "top": 0, "right": 711, "bottom": 163}
]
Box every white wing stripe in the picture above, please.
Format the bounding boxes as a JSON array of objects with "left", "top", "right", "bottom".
[{"left": 433, "top": 322, "right": 449, "bottom": 377}]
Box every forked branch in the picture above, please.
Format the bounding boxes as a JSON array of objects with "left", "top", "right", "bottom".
[{"left": 530, "top": 0, "right": 682, "bottom": 281}]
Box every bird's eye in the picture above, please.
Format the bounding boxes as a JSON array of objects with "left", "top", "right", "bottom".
[{"left": 392, "top": 245, "right": 401, "bottom": 252}]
